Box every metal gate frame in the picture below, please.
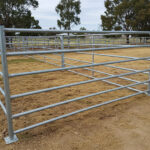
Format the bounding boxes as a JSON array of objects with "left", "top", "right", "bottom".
[{"left": 0, "top": 26, "right": 150, "bottom": 144}]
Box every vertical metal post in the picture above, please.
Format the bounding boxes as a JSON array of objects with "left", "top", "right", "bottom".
[
  {"left": 0, "top": 26, "right": 18, "bottom": 144},
  {"left": 76, "top": 37, "right": 78, "bottom": 48},
  {"left": 144, "top": 37, "right": 146, "bottom": 45},
  {"left": 60, "top": 35, "right": 65, "bottom": 68},
  {"left": 92, "top": 35, "right": 95, "bottom": 77},
  {"left": 55, "top": 37, "right": 57, "bottom": 49},
  {"left": 78, "top": 37, "right": 80, "bottom": 49},
  {"left": 147, "top": 71, "right": 150, "bottom": 96},
  {"left": 22, "top": 36, "right": 26, "bottom": 52},
  {"left": 67, "top": 33, "right": 70, "bottom": 49}
]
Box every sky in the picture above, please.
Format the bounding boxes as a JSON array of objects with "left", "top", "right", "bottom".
[{"left": 31, "top": 0, "right": 106, "bottom": 30}]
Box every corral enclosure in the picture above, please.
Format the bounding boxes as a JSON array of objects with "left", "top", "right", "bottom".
[{"left": 0, "top": 27, "right": 150, "bottom": 145}]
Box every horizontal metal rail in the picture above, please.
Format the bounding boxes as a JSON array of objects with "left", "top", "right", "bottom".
[
  {"left": 31, "top": 54, "right": 94, "bottom": 79},
  {"left": 34, "top": 54, "right": 94, "bottom": 79},
  {"left": 12, "top": 80, "right": 148, "bottom": 119},
  {"left": 78, "top": 51, "right": 150, "bottom": 62},
  {"left": 9, "top": 57, "right": 150, "bottom": 77},
  {"left": 50, "top": 53, "right": 146, "bottom": 88},
  {"left": 63, "top": 63, "right": 141, "bottom": 92},
  {"left": 40, "top": 55, "right": 61, "bottom": 63},
  {"left": 14, "top": 90, "right": 146, "bottom": 134},
  {"left": 8, "top": 34, "right": 150, "bottom": 38},
  {"left": 52, "top": 52, "right": 149, "bottom": 76},
  {"left": 61, "top": 56, "right": 144, "bottom": 86},
  {"left": 29, "top": 55, "right": 60, "bottom": 67},
  {"left": 5, "top": 45, "right": 150, "bottom": 56},
  {"left": 28, "top": 54, "right": 100, "bottom": 81},
  {"left": 82, "top": 67, "right": 145, "bottom": 86},
  {"left": 10, "top": 68, "right": 149, "bottom": 99},
  {"left": 75, "top": 52, "right": 149, "bottom": 76},
  {"left": 78, "top": 52, "right": 136, "bottom": 59},
  {"left": 48, "top": 43, "right": 148, "bottom": 47},
  {"left": 106, "top": 65, "right": 149, "bottom": 74},
  {"left": 0, "top": 100, "right": 7, "bottom": 115},
  {"left": 30, "top": 54, "right": 141, "bottom": 93},
  {"left": 4, "top": 28, "right": 150, "bottom": 34}
]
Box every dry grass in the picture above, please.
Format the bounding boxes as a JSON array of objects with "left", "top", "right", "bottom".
[{"left": 0, "top": 47, "right": 150, "bottom": 150}]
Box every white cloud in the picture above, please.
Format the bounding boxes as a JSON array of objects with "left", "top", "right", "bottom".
[{"left": 31, "top": 0, "right": 105, "bottom": 30}]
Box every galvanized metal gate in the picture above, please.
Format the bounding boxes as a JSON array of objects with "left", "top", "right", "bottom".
[{"left": 0, "top": 26, "right": 150, "bottom": 144}]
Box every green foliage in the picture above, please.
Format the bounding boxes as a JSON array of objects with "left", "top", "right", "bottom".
[
  {"left": 80, "top": 27, "right": 86, "bottom": 31},
  {"left": 0, "top": 0, "right": 41, "bottom": 35},
  {"left": 101, "top": 0, "right": 150, "bottom": 31},
  {"left": 74, "top": 26, "right": 86, "bottom": 35},
  {"left": 55, "top": 0, "right": 81, "bottom": 30},
  {"left": 49, "top": 27, "right": 56, "bottom": 30}
]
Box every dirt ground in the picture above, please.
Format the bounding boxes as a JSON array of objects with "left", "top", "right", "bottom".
[{"left": 0, "top": 47, "right": 150, "bottom": 150}]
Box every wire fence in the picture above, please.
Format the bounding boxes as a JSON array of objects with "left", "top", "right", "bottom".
[
  {"left": 5, "top": 35, "right": 150, "bottom": 52},
  {"left": 0, "top": 26, "right": 150, "bottom": 144}
]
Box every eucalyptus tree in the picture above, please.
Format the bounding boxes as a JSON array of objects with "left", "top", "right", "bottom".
[
  {"left": 56, "top": 0, "right": 81, "bottom": 47},
  {"left": 0, "top": 0, "right": 41, "bottom": 35},
  {"left": 101, "top": 0, "right": 150, "bottom": 43},
  {"left": 56, "top": 0, "right": 81, "bottom": 30}
]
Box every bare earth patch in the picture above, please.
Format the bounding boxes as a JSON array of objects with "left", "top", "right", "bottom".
[{"left": 0, "top": 47, "right": 150, "bottom": 150}]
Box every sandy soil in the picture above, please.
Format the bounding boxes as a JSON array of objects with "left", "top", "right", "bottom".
[{"left": 0, "top": 47, "right": 150, "bottom": 150}]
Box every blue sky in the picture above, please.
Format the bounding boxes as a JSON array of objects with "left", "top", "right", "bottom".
[{"left": 31, "top": 0, "right": 105, "bottom": 30}]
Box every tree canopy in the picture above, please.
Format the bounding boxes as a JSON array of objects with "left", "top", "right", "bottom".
[
  {"left": 101, "top": 0, "right": 150, "bottom": 31},
  {"left": 80, "top": 27, "right": 86, "bottom": 31},
  {"left": 55, "top": 0, "right": 81, "bottom": 30},
  {"left": 0, "top": 0, "right": 41, "bottom": 29}
]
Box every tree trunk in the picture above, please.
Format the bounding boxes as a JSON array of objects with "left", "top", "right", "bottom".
[
  {"left": 126, "top": 35, "right": 129, "bottom": 44},
  {"left": 67, "top": 33, "right": 70, "bottom": 49}
]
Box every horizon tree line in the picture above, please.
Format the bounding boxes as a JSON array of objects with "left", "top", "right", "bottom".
[{"left": 0, "top": 0, "right": 149, "bottom": 34}]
